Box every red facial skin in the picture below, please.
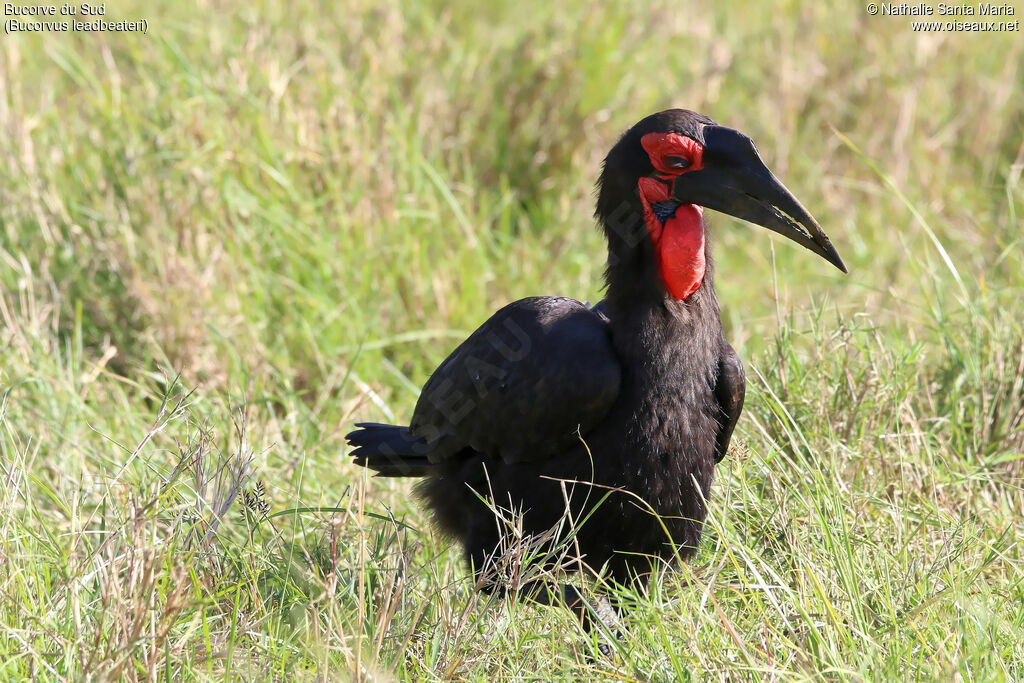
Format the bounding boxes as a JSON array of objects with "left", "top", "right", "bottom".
[{"left": 638, "top": 132, "right": 706, "bottom": 301}]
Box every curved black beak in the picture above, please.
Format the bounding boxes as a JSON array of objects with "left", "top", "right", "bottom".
[{"left": 674, "top": 125, "right": 847, "bottom": 273}]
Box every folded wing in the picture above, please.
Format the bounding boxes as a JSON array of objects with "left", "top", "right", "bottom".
[{"left": 410, "top": 296, "right": 622, "bottom": 464}]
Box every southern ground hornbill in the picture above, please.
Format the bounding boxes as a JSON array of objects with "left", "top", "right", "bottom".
[{"left": 347, "top": 109, "right": 845, "bottom": 624}]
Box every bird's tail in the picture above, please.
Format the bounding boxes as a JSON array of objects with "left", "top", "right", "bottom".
[{"left": 346, "top": 422, "right": 433, "bottom": 477}]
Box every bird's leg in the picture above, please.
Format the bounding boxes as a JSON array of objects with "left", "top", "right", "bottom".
[{"left": 516, "top": 580, "right": 621, "bottom": 655}]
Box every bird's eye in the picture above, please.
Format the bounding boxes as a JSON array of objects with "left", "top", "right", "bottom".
[{"left": 641, "top": 132, "right": 704, "bottom": 176}]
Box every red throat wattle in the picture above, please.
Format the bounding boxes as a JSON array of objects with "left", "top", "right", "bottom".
[
  {"left": 638, "top": 178, "right": 706, "bottom": 301},
  {"left": 638, "top": 132, "right": 707, "bottom": 301}
]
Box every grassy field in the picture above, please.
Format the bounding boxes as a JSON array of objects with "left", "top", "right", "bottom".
[{"left": 1, "top": 0, "right": 1023, "bottom": 679}]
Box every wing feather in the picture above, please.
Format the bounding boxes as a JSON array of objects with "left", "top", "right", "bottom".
[
  {"left": 410, "top": 297, "right": 621, "bottom": 464},
  {"left": 713, "top": 341, "right": 745, "bottom": 462}
]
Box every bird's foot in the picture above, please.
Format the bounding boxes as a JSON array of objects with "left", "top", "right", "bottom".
[{"left": 517, "top": 580, "right": 622, "bottom": 659}]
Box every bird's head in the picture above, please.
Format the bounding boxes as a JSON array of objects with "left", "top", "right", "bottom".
[{"left": 596, "top": 109, "right": 846, "bottom": 301}]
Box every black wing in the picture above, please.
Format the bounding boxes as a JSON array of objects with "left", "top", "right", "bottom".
[
  {"left": 409, "top": 296, "right": 622, "bottom": 464},
  {"left": 713, "top": 341, "right": 745, "bottom": 463}
]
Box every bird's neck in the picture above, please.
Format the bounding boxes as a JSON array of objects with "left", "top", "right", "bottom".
[
  {"left": 602, "top": 234, "right": 721, "bottom": 373},
  {"left": 601, "top": 206, "right": 715, "bottom": 310}
]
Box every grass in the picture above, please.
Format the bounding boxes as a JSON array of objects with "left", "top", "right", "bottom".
[{"left": 1, "top": 0, "right": 1023, "bottom": 678}]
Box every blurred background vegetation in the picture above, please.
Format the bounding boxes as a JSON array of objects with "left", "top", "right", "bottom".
[{"left": 0, "top": 0, "right": 1022, "bottom": 679}]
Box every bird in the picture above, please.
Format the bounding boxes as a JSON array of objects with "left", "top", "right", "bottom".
[{"left": 346, "top": 109, "right": 845, "bottom": 624}]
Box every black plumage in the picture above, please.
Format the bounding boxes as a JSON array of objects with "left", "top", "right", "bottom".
[{"left": 348, "top": 109, "right": 843, "bottom": 601}]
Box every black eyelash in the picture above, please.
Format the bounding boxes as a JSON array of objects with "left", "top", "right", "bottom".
[{"left": 665, "top": 156, "right": 690, "bottom": 169}]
